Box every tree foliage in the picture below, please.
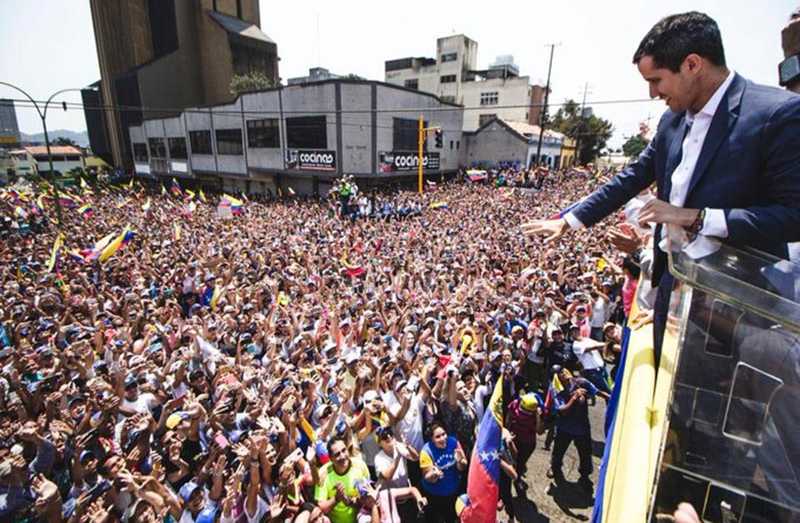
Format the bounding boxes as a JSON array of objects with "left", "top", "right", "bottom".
[
  {"left": 550, "top": 99, "right": 614, "bottom": 164},
  {"left": 54, "top": 137, "right": 78, "bottom": 147},
  {"left": 229, "top": 71, "right": 275, "bottom": 96},
  {"left": 622, "top": 134, "right": 649, "bottom": 159}
]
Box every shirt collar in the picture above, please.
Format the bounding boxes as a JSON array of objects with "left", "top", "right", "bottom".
[{"left": 687, "top": 70, "right": 735, "bottom": 123}]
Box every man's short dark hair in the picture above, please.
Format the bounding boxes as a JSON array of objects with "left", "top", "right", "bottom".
[
  {"left": 327, "top": 436, "right": 347, "bottom": 456},
  {"left": 633, "top": 12, "right": 726, "bottom": 72}
]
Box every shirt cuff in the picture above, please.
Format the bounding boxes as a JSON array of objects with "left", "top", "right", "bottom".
[
  {"left": 564, "top": 212, "right": 585, "bottom": 230},
  {"left": 701, "top": 208, "right": 728, "bottom": 238}
]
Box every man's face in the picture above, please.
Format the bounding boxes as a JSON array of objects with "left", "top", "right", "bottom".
[
  {"left": 188, "top": 488, "right": 204, "bottom": 513},
  {"left": 124, "top": 383, "right": 139, "bottom": 401},
  {"left": 330, "top": 441, "right": 350, "bottom": 471},
  {"left": 637, "top": 55, "right": 697, "bottom": 113}
]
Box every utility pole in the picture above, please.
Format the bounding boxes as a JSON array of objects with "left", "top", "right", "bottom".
[
  {"left": 534, "top": 43, "right": 559, "bottom": 167},
  {"left": 0, "top": 83, "right": 82, "bottom": 228},
  {"left": 574, "top": 82, "right": 593, "bottom": 166},
  {"left": 418, "top": 116, "right": 424, "bottom": 194}
]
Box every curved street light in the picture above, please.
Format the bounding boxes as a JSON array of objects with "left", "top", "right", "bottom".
[{"left": 0, "top": 82, "right": 85, "bottom": 227}]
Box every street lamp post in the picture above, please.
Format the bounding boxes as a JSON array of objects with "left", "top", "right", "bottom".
[{"left": 0, "top": 82, "right": 83, "bottom": 228}]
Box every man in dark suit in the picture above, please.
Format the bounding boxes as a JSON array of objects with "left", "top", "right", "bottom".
[{"left": 523, "top": 12, "right": 800, "bottom": 357}]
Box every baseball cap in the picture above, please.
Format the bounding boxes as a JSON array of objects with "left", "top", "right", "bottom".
[
  {"left": 166, "top": 411, "right": 190, "bottom": 430},
  {"left": 79, "top": 450, "right": 96, "bottom": 464},
  {"left": 363, "top": 390, "right": 379, "bottom": 402},
  {"left": 520, "top": 393, "right": 539, "bottom": 413},
  {"left": 179, "top": 481, "right": 201, "bottom": 503}
]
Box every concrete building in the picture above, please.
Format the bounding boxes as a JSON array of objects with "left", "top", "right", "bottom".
[
  {"left": 287, "top": 67, "right": 348, "bottom": 86},
  {"left": 84, "top": 0, "right": 279, "bottom": 170},
  {"left": 8, "top": 149, "right": 38, "bottom": 177},
  {"left": 560, "top": 136, "right": 577, "bottom": 168},
  {"left": 465, "top": 118, "right": 564, "bottom": 169},
  {"left": 0, "top": 99, "right": 21, "bottom": 147},
  {"left": 126, "top": 79, "right": 464, "bottom": 196},
  {"left": 24, "top": 146, "right": 85, "bottom": 176},
  {"left": 385, "top": 36, "right": 546, "bottom": 131}
]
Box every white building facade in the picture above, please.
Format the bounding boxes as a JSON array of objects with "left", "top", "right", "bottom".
[{"left": 385, "top": 35, "right": 546, "bottom": 132}]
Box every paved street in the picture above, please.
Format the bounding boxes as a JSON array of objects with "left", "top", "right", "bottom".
[{"left": 503, "top": 400, "right": 607, "bottom": 522}]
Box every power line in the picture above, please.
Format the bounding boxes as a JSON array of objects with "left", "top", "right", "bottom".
[{"left": 5, "top": 95, "right": 662, "bottom": 119}]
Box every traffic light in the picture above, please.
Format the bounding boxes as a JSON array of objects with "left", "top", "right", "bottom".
[{"left": 434, "top": 128, "right": 443, "bottom": 148}]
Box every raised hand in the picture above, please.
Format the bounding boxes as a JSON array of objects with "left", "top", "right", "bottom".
[{"left": 521, "top": 218, "right": 569, "bottom": 243}]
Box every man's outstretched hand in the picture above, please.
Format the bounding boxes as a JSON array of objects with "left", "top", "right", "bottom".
[{"left": 521, "top": 218, "right": 569, "bottom": 243}]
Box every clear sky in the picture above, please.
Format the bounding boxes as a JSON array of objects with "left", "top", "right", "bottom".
[{"left": 0, "top": 0, "right": 795, "bottom": 147}]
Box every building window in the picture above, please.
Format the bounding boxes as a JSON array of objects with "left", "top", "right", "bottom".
[
  {"left": 440, "top": 95, "right": 456, "bottom": 104},
  {"left": 393, "top": 117, "right": 426, "bottom": 151},
  {"left": 441, "top": 52, "right": 457, "bottom": 62},
  {"left": 404, "top": 79, "right": 418, "bottom": 90},
  {"left": 133, "top": 143, "right": 148, "bottom": 162},
  {"left": 215, "top": 129, "right": 243, "bottom": 155},
  {"left": 480, "top": 91, "right": 499, "bottom": 106},
  {"left": 189, "top": 130, "right": 213, "bottom": 155},
  {"left": 246, "top": 118, "right": 280, "bottom": 148},
  {"left": 440, "top": 75, "right": 457, "bottom": 84},
  {"left": 479, "top": 114, "right": 497, "bottom": 127},
  {"left": 449, "top": 140, "right": 454, "bottom": 150},
  {"left": 456, "top": 140, "right": 460, "bottom": 150},
  {"left": 148, "top": 138, "right": 167, "bottom": 158},
  {"left": 168, "top": 137, "right": 187, "bottom": 159},
  {"left": 286, "top": 116, "right": 327, "bottom": 149}
]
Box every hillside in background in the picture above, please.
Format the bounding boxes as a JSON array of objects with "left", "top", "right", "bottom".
[{"left": 20, "top": 129, "right": 89, "bottom": 147}]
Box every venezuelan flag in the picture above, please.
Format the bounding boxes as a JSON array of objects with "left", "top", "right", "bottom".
[
  {"left": 83, "top": 232, "right": 116, "bottom": 262},
  {"left": 170, "top": 178, "right": 182, "bottom": 197},
  {"left": 58, "top": 193, "right": 78, "bottom": 209},
  {"left": 543, "top": 371, "right": 566, "bottom": 417},
  {"left": 429, "top": 201, "right": 449, "bottom": 209},
  {"left": 99, "top": 226, "right": 135, "bottom": 263},
  {"left": 221, "top": 194, "right": 244, "bottom": 215},
  {"left": 80, "top": 177, "right": 92, "bottom": 193},
  {"left": 297, "top": 416, "right": 317, "bottom": 452},
  {"left": 46, "top": 233, "right": 65, "bottom": 272},
  {"left": 460, "top": 377, "right": 503, "bottom": 523},
  {"left": 198, "top": 188, "right": 207, "bottom": 203},
  {"left": 77, "top": 204, "right": 94, "bottom": 218},
  {"left": 210, "top": 286, "right": 225, "bottom": 311},
  {"left": 340, "top": 252, "right": 365, "bottom": 278},
  {"left": 184, "top": 189, "right": 195, "bottom": 201}
]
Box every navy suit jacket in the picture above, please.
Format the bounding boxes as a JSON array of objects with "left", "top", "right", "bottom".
[{"left": 571, "top": 73, "right": 800, "bottom": 284}]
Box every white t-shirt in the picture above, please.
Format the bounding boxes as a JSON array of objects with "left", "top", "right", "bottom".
[
  {"left": 591, "top": 297, "right": 608, "bottom": 328},
  {"left": 374, "top": 447, "right": 410, "bottom": 489},
  {"left": 121, "top": 392, "right": 158, "bottom": 415},
  {"left": 385, "top": 393, "right": 425, "bottom": 452},
  {"left": 572, "top": 339, "right": 604, "bottom": 371}
]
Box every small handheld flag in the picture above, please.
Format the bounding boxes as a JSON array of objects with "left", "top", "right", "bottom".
[{"left": 47, "top": 233, "right": 65, "bottom": 272}]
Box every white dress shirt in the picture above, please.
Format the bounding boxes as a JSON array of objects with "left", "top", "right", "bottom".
[{"left": 565, "top": 70, "right": 736, "bottom": 243}]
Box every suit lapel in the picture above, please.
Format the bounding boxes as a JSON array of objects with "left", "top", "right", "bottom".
[
  {"left": 663, "top": 118, "right": 687, "bottom": 198},
  {"left": 686, "top": 74, "right": 745, "bottom": 196}
]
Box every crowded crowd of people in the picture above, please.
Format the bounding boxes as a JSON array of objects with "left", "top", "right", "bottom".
[{"left": 0, "top": 166, "right": 641, "bottom": 523}]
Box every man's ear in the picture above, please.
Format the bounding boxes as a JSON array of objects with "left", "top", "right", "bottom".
[{"left": 683, "top": 54, "right": 704, "bottom": 74}]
